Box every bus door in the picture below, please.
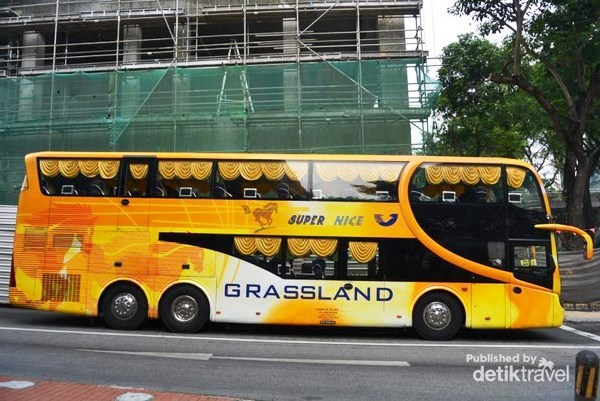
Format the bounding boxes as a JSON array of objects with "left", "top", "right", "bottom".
[
  {"left": 110, "top": 157, "right": 155, "bottom": 275},
  {"left": 508, "top": 240, "right": 555, "bottom": 328}
]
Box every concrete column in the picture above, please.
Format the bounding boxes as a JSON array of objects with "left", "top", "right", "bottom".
[
  {"left": 173, "top": 70, "right": 190, "bottom": 114},
  {"left": 122, "top": 24, "right": 142, "bottom": 63},
  {"left": 18, "top": 77, "right": 44, "bottom": 121},
  {"left": 283, "top": 18, "right": 299, "bottom": 113},
  {"left": 283, "top": 17, "right": 298, "bottom": 57},
  {"left": 377, "top": 16, "right": 408, "bottom": 108},
  {"left": 21, "top": 31, "right": 45, "bottom": 69},
  {"left": 378, "top": 16, "right": 405, "bottom": 54},
  {"left": 176, "top": 23, "right": 186, "bottom": 61},
  {"left": 118, "top": 73, "right": 141, "bottom": 119}
]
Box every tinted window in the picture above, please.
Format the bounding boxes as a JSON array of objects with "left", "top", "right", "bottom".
[
  {"left": 506, "top": 168, "right": 549, "bottom": 239},
  {"left": 123, "top": 162, "right": 150, "bottom": 197},
  {"left": 409, "top": 164, "right": 508, "bottom": 269},
  {"left": 409, "top": 164, "right": 503, "bottom": 204},
  {"left": 39, "top": 159, "right": 120, "bottom": 197},
  {"left": 379, "top": 239, "right": 497, "bottom": 282},
  {"left": 217, "top": 161, "right": 309, "bottom": 200},
  {"left": 312, "top": 162, "right": 403, "bottom": 201},
  {"left": 155, "top": 160, "right": 213, "bottom": 198}
]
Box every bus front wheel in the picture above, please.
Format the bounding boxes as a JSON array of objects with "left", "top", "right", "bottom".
[
  {"left": 413, "top": 292, "right": 463, "bottom": 341},
  {"left": 101, "top": 283, "right": 148, "bottom": 330},
  {"left": 160, "top": 285, "right": 210, "bottom": 333}
]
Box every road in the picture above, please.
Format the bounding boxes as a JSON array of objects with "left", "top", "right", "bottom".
[{"left": 1, "top": 306, "right": 599, "bottom": 401}]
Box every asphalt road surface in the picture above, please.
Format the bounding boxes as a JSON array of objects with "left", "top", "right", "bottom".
[{"left": 1, "top": 306, "right": 599, "bottom": 401}]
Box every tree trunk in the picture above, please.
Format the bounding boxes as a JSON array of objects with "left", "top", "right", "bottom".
[{"left": 562, "top": 150, "right": 591, "bottom": 230}]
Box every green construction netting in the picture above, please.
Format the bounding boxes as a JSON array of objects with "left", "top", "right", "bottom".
[{"left": 0, "top": 58, "right": 437, "bottom": 203}]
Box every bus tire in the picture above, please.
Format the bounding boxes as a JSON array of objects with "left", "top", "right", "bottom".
[
  {"left": 101, "top": 283, "right": 148, "bottom": 330},
  {"left": 160, "top": 285, "right": 210, "bottom": 333},
  {"left": 413, "top": 292, "right": 463, "bottom": 341}
]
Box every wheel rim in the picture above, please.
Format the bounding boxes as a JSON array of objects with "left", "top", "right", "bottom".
[
  {"left": 422, "top": 301, "right": 451, "bottom": 331},
  {"left": 171, "top": 295, "right": 199, "bottom": 323},
  {"left": 111, "top": 293, "right": 138, "bottom": 320}
]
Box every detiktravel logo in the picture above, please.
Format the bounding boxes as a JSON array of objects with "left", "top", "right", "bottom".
[{"left": 466, "top": 353, "right": 570, "bottom": 383}]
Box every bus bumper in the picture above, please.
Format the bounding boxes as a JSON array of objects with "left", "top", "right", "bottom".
[{"left": 553, "top": 294, "right": 564, "bottom": 327}]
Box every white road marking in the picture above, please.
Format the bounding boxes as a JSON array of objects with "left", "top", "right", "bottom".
[
  {"left": 2, "top": 325, "right": 600, "bottom": 350},
  {"left": 0, "top": 381, "right": 35, "bottom": 389},
  {"left": 79, "top": 349, "right": 213, "bottom": 360},
  {"left": 560, "top": 325, "right": 600, "bottom": 343},
  {"left": 115, "top": 393, "right": 154, "bottom": 401},
  {"left": 78, "top": 349, "right": 410, "bottom": 367},
  {"left": 211, "top": 356, "right": 410, "bottom": 367}
]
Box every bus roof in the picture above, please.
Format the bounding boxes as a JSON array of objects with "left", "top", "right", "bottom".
[{"left": 26, "top": 151, "right": 533, "bottom": 168}]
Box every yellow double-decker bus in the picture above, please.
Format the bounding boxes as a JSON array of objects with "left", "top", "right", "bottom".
[{"left": 9, "top": 152, "right": 592, "bottom": 340}]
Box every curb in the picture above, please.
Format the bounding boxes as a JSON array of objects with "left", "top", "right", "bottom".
[
  {"left": 563, "top": 303, "right": 600, "bottom": 312},
  {"left": 564, "top": 311, "right": 600, "bottom": 323}
]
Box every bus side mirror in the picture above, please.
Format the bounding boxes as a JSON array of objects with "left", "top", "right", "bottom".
[{"left": 535, "top": 223, "right": 594, "bottom": 260}]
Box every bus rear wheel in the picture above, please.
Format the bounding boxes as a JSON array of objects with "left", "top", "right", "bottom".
[
  {"left": 101, "top": 283, "right": 148, "bottom": 330},
  {"left": 160, "top": 286, "right": 209, "bottom": 333},
  {"left": 413, "top": 292, "right": 463, "bottom": 341}
]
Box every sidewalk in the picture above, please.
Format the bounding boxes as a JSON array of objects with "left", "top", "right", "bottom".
[
  {"left": 564, "top": 310, "right": 600, "bottom": 323},
  {"left": 0, "top": 377, "right": 245, "bottom": 401}
]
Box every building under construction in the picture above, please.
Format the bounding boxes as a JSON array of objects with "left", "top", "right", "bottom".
[{"left": 0, "top": 0, "right": 436, "bottom": 203}]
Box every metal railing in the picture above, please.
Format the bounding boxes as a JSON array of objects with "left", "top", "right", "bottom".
[
  {"left": 0, "top": 205, "right": 16, "bottom": 304},
  {"left": 0, "top": 0, "right": 425, "bottom": 76}
]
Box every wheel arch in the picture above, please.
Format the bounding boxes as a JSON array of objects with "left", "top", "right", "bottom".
[
  {"left": 157, "top": 281, "right": 214, "bottom": 321},
  {"left": 97, "top": 278, "right": 152, "bottom": 318},
  {"left": 409, "top": 287, "right": 469, "bottom": 328}
]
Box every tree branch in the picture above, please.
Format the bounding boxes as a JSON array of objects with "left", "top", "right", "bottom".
[
  {"left": 579, "top": 64, "right": 600, "bottom": 131},
  {"left": 513, "top": 0, "right": 523, "bottom": 76},
  {"left": 489, "top": 73, "right": 568, "bottom": 145},
  {"left": 514, "top": 35, "right": 578, "bottom": 121}
]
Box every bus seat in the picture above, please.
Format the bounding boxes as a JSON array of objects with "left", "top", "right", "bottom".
[
  {"left": 215, "top": 182, "right": 232, "bottom": 198},
  {"left": 265, "top": 258, "right": 280, "bottom": 274},
  {"left": 475, "top": 190, "right": 488, "bottom": 202},
  {"left": 61, "top": 185, "right": 78, "bottom": 195},
  {"left": 127, "top": 188, "right": 143, "bottom": 197},
  {"left": 301, "top": 262, "right": 312, "bottom": 274},
  {"left": 312, "top": 258, "right": 326, "bottom": 279},
  {"left": 376, "top": 191, "right": 390, "bottom": 201},
  {"left": 243, "top": 188, "right": 260, "bottom": 199},
  {"left": 410, "top": 190, "right": 423, "bottom": 202},
  {"left": 277, "top": 183, "right": 293, "bottom": 199},
  {"left": 42, "top": 182, "right": 57, "bottom": 195},
  {"left": 343, "top": 189, "right": 361, "bottom": 200},
  {"left": 41, "top": 178, "right": 56, "bottom": 195},
  {"left": 154, "top": 181, "right": 166, "bottom": 197},
  {"left": 89, "top": 180, "right": 107, "bottom": 196},
  {"left": 178, "top": 186, "right": 194, "bottom": 197}
]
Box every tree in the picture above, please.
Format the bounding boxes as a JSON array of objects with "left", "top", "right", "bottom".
[
  {"left": 429, "top": 34, "right": 560, "bottom": 186},
  {"left": 450, "top": 0, "right": 600, "bottom": 228}
]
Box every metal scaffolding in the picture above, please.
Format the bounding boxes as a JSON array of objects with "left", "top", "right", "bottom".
[{"left": 0, "top": 0, "right": 439, "bottom": 204}]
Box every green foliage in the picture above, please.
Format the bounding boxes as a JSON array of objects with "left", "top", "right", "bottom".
[
  {"left": 434, "top": 0, "right": 600, "bottom": 228},
  {"left": 427, "top": 34, "right": 551, "bottom": 160}
]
